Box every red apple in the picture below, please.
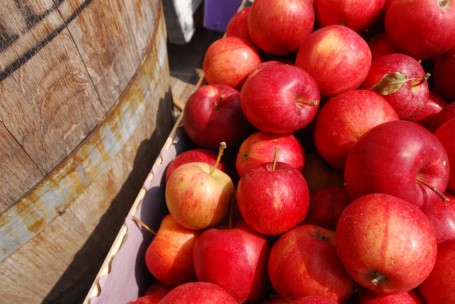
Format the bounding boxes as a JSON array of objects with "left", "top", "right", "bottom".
[
  {"left": 192, "top": 221, "right": 271, "bottom": 303},
  {"left": 361, "top": 53, "right": 430, "bottom": 121},
  {"left": 433, "top": 46, "right": 455, "bottom": 101},
  {"left": 183, "top": 84, "right": 252, "bottom": 150},
  {"left": 142, "top": 281, "right": 173, "bottom": 303},
  {"left": 302, "top": 151, "right": 344, "bottom": 193},
  {"left": 359, "top": 289, "right": 424, "bottom": 304},
  {"left": 314, "top": 89, "right": 399, "bottom": 169},
  {"left": 344, "top": 120, "right": 450, "bottom": 208},
  {"left": 336, "top": 193, "right": 438, "bottom": 294},
  {"left": 314, "top": 0, "right": 385, "bottom": 33},
  {"left": 144, "top": 214, "right": 199, "bottom": 286},
  {"left": 157, "top": 281, "right": 238, "bottom": 303},
  {"left": 367, "top": 32, "right": 400, "bottom": 60},
  {"left": 236, "top": 131, "right": 306, "bottom": 178},
  {"left": 259, "top": 295, "right": 289, "bottom": 304},
  {"left": 203, "top": 36, "right": 261, "bottom": 90},
  {"left": 421, "top": 192, "right": 455, "bottom": 244},
  {"left": 165, "top": 148, "right": 230, "bottom": 183},
  {"left": 304, "top": 185, "right": 351, "bottom": 231},
  {"left": 225, "top": 6, "right": 252, "bottom": 45},
  {"left": 236, "top": 161, "right": 310, "bottom": 236},
  {"left": 413, "top": 91, "right": 449, "bottom": 129},
  {"left": 128, "top": 295, "right": 160, "bottom": 304},
  {"left": 240, "top": 61, "right": 320, "bottom": 134},
  {"left": 418, "top": 239, "right": 455, "bottom": 304},
  {"left": 165, "top": 146, "right": 236, "bottom": 230},
  {"left": 295, "top": 25, "right": 372, "bottom": 98},
  {"left": 384, "top": 0, "right": 455, "bottom": 59},
  {"left": 247, "top": 0, "right": 315, "bottom": 56},
  {"left": 429, "top": 100, "right": 455, "bottom": 132},
  {"left": 291, "top": 296, "right": 338, "bottom": 304},
  {"left": 268, "top": 224, "right": 355, "bottom": 302},
  {"left": 434, "top": 117, "right": 455, "bottom": 192}
]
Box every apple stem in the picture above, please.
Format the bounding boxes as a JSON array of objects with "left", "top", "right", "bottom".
[
  {"left": 272, "top": 147, "right": 280, "bottom": 171},
  {"left": 410, "top": 73, "right": 431, "bottom": 87},
  {"left": 416, "top": 176, "right": 450, "bottom": 202},
  {"left": 210, "top": 141, "right": 227, "bottom": 175},
  {"left": 131, "top": 215, "right": 157, "bottom": 235},
  {"left": 370, "top": 270, "right": 386, "bottom": 286},
  {"left": 296, "top": 96, "right": 319, "bottom": 106}
]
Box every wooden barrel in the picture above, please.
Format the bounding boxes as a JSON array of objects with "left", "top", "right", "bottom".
[{"left": 0, "top": 0, "right": 174, "bottom": 303}]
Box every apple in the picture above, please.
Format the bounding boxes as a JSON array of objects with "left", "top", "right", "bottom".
[
  {"left": 421, "top": 192, "right": 455, "bottom": 244},
  {"left": 367, "top": 32, "right": 400, "bottom": 60},
  {"left": 304, "top": 185, "right": 351, "bottom": 231},
  {"left": 384, "top": 0, "right": 455, "bottom": 59},
  {"left": 344, "top": 120, "right": 450, "bottom": 208},
  {"left": 336, "top": 193, "right": 438, "bottom": 294},
  {"left": 141, "top": 281, "right": 173, "bottom": 303},
  {"left": 302, "top": 151, "right": 344, "bottom": 193},
  {"left": 240, "top": 61, "right": 320, "bottom": 134},
  {"left": 418, "top": 239, "right": 455, "bottom": 304},
  {"left": 361, "top": 53, "right": 430, "bottom": 121},
  {"left": 359, "top": 289, "right": 424, "bottom": 304},
  {"left": 295, "top": 25, "right": 372, "bottom": 98},
  {"left": 433, "top": 46, "right": 455, "bottom": 101},
  {"left": 192, "top": 221, "right": 271, "bottom": 303},
  {"left": 144, "top": 214, "right": 199, "bottom": 286},
  {"left": 314, "top": 89, "right": 399, "bottom": 169},
  {"left": 236, "top": 160, "right": 310, "bottom": 236},
  {"left": 182, "top": 84, "right": 252, "bottom": 150},
  {"left": 203, "top": 36, "right": 261, "bottom": 90},
  {"left": 268, "top": 224, "right": 355, "bottom": 302},
  {"left": 128, "top": 295, "right": 160, "bottom": 304},
  {"left": 291, "top": 296, "right": 338, "bottom": 304},
  {"left": 259, "top": 295, "right": 289, "bottom": 304},
  {"left": 157, "top": 281, "right": 238, "bottom": 303},
  {"left": 313, "top": 0, "right": 385, "bottom": 33},
  {"left": 165, "top": 143, "right": 236, "bottom": 230},
  {"left": 434, "top": 117, "right": 455, "bottom": 192},
  {"left": 236, "top": 131, "right": 306, "bottom": 178},
  {"left": 165, "top": 148, "right": 230, "bottom": 183},
  {"left": 225, "top": 6, "right": 253, "bottom": 45},
  {"left": 429, "top": 100, "right": 455, "bottom": 132},
  {"left": 413, "top": 91, "right": 449, "bottom": 130},
  {"left": 247, "top": 0, "right": 315, "bottom": 56}
]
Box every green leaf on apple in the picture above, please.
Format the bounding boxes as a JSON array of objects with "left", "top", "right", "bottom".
[{"left": 369, "top": 72, "right": 407, "bottom": 95}]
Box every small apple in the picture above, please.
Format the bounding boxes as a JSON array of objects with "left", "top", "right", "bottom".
[
  {"left": 421, "top": 192, "right": 455, "bottom": 244},
  {"left": 144, "top": 214, "right": 199, "bottom": 286},
  {"left": 240, "top": 61, "right": 320, "bottom": 134},
  {"left": 336, "top": 193, "right": 438, "bottom": 294},
  {"left": 183, "top": 84, "right": 252, "bottom": 150},
  {"left": 314, "top": 0, "right": 385, "bottom": 33},
  {"left": 236, "top": 160, "right": 310, "bottom": 236},
  {"left": 268, "top": 224, "right": 355, "bottom": 302},
  {"left": 367, "top": 32, "right": 400, "bottom": 60},
  {"left": 434, "top": 117, "right": 455, "bottom": 192},
  {"left": 203, "top": 36, "right": 261, "bottom": 90},
  {"left": 157, "top": 281, "right": 238, "bottom": 304},
  {"left": 429, "top": 100, "right": 455, "bottom": 132},
  {"left": 295, "top": 24, "right": 372, "bottom": 98},
  {"left": 344, "top": 120, "right": 450, "bottom": 208},
  {"left": 225, "top": 6, "right": 253, "bottom": 45},
  {"left": 291, "top": 296, "right": 338, "bottom": 304},
  {"left": 413, "top": 91, "right": 449, "bottom": 130},
  {"left": 302, "top": 151, "right": 344, "bottom": 193},
  {"left": 165, "top": 143, "right": 235, "bottom": 230},
  {"left": 361, "top": 53, "right": 430, "bottom": 121},
  {"left": 247, "top": 0, "right": 315, "bottom": 56},
  {"left": 314, "top": 89, "right": 399, "bottom": 169},
  {"left": 384, "top": 0, "right": 455, "bottom": 59},
  {"left": 418, "top": 239, "right": 455, "bottom": 304},
  {"left": 192, "top": 221, "right": 271, "bottom": 303},
  {"left": 433, "top": 46, "right": 455, "bottom": 101},
  {"left": 236, "top": 131, "right": 306, "bottom": 178}
]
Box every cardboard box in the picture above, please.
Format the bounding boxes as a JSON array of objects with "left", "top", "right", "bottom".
[{"left": 84, "top": 116, "right": 192, "bottom": 304}]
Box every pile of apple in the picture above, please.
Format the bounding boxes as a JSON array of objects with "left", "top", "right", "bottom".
[{"left": 129, "top": 0, "right": 455, "bottom": 303}]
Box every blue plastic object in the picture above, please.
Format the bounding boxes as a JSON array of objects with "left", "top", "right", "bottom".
[{"left": 203, "top": 0, "right": 244, "bottom": 32}]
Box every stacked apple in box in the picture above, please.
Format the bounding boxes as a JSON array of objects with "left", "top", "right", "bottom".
[{"left": 131, "top": 0, "right": 455, "bottom": 303}]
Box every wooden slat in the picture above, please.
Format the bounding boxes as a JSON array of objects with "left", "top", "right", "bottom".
[{"left": 57, "top": 0, "right": 141, "bottom": 109}]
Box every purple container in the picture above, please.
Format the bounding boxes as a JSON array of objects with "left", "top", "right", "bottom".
[{"left": 203, "top": 0, "right": 244, "bottom": 32}]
